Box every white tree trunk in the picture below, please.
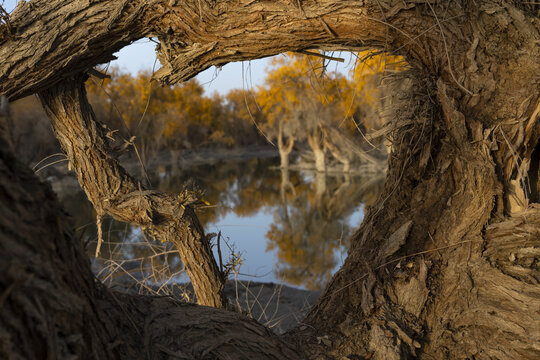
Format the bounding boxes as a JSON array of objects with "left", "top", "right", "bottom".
[{"left": 313, "top": 147, "right": 326, "bottom": 173}]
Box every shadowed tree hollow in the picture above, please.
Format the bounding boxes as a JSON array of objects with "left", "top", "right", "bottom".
[{"left": 1, "top": 1, "right": 539, "bottom": 359}]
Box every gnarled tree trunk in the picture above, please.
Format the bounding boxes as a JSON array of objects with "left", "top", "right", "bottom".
[
  {"left": 37, "top": 76, "right": 227, "bottom": 308},
  {"left": 297, "top": 4, "right": 540, "bottom": 358},
  {"left": 0, "top": 137, "right": 301, "bottom": 359},
  {"left": 1, "top": 1, "right": 539, "bottom": 359}
]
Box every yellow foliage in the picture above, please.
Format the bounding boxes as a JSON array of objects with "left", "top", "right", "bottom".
[
  {"left": 258, "top": 50, "right": 405, "bottom": 135},
  {"left": 257, "top": 51, "right": 400, "bottom": 139},
  {"left": 85, "top": 67, "right": 230, "bottom": 150}
]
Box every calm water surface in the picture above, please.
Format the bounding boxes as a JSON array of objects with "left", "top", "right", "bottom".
[{"left": 55, "top": 157, "right": 384, "bottom": 291}]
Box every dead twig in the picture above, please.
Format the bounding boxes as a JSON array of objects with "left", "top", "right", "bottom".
[
  {"left": 217, "top": 231, "right": 224, "bottom": 275},
  {"left": 297, "top": 50, "right": 344, "bottom": 63}
]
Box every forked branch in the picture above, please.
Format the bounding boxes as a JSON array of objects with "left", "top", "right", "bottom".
[{"left": 38, "top": 76, "right": 227, "bottom": 308}]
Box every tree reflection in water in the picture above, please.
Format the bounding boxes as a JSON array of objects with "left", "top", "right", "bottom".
[
  {"left": 55, "top": 157, "right": 384, "bottom": 291},
  {"left": 267, "top": 168, "right": 384, "bottom": 290}
]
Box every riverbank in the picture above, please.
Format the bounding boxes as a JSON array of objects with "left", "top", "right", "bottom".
[
  {"left": 44, "top": 145, "right": 381, "bottom": 335},
  {"left": 47, "top": 144, "right": 387, "bottom": 194},
  {"left": 108, "top": 279, "right": 321, "bottom": 334},
  {"left": 46, "top": 145, "right": 279, "bottom": 192},
  {"left": 226, "top": 281, "right": 320, "bottom": 334}
]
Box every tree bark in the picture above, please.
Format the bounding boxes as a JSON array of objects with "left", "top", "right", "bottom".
[
  {"left": 0, "top": 136, "right": 302, "bottom": 359},
  {"left": 0, "top": 0, "right": 394, "bottom": 101},
  {"left": 296, "top": 4, "right": 540, "bottom": 359},
  {"left": 38, "top": 76, "right": 227, "bottom": 309},
  {"left": 0, "top": 96, "right": 15, "bottom": 153},
  {"left": 1, "top": 1, "right": 540, "bottom": 359}
]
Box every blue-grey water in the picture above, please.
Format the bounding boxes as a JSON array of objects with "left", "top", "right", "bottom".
[{"left": 54, "top": 156, "right": 384, "bottom": 291}]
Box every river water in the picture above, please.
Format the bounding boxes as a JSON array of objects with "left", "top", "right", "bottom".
[{"left": 53, "top": 155, "right": 384, "bottom": 292}]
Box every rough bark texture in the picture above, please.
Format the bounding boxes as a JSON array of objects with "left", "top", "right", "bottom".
[
  {"left": 0, "top": 133, "right": 302, "bottom": 360},
  {"left": 296, "top": 3, "right": 540, "bottom": 359},
  {"left": 1, "top": 1, "right": 540, "bottom": 359},
  {"left": 0, "top": 96, "right": 14, "bottom": 153},
  {"left": 38, "top": 77, "right": 227, "bottom": 309},
  {"left": 0, "top": 0, "right": 157, "bottom": 100},
  {"left": 0, "top": 0, "right": 391, "bottom": 101},
  {"left": 0, "top": 132, "right": 139, "bottom": 359}
]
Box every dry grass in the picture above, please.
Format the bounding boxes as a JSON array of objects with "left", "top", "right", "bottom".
[
  {"left": 92, "top": 232, "right": 190, "bottom": 299},
  {"left": 85, "top": 222, "right": 319, "bottom": 333}
]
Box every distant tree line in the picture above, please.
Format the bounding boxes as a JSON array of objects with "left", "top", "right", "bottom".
[{"left": 6, "top": 51, "right": 402, "bottom": 170}]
